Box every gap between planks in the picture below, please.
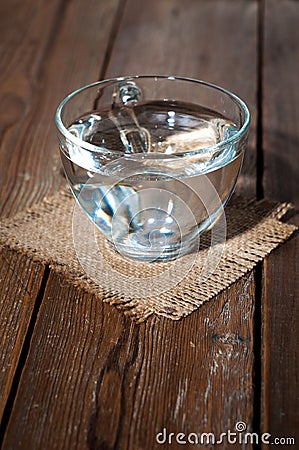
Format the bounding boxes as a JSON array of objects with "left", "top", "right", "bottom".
[{"left": 0, "top": 266, "right": 50, "bottom": 448}]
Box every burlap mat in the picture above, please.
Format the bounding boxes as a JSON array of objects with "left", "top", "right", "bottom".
[{"left": 0, "top": 189, "right": 297, "bottom": 321}]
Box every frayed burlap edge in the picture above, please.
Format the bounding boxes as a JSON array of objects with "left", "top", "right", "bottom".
[{"left": 0, "top": 190, "right": 297, "bottom": 322}]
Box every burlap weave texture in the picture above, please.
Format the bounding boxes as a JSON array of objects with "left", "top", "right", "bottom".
[{"left": 0, "top": 190, "right": 296, "bottom": 321}]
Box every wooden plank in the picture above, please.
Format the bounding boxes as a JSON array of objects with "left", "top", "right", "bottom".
[
  {"left": 2, "top": 0, "right": 259, "bottom": 448},
  {"left": 0, "top": 0, "right": 120, "bottom": 218},
  {"left": 0, "top": 0, "right": 60, "bottom": 431},
  {"left": 0, "top": 0, "right": 63, "bottom": 217},
  {"left": 3, "top": 272, "right": 255, "bottom": 450},
  {"left": 0, "top": 0, "right": 121, "bottom": 439},
  {"left": 0, "top": 248, "right": 44, "bottom": 423},
  {"left": 262, "top": 0, "right": 299, "bottom": 207},
  {"left": 261, "top": 0, "right": 299, "bottom": 445},
  {"left": 106, "top": 0, "right": 258, "bottom": 197},
  {"left": 262, "top": 230, "right": 299, "bottom": 445}
]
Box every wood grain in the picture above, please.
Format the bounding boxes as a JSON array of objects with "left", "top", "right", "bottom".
[
  {"left": 0, "top": 0, "right": 297, "bottom": 445},
  {"left": 1, "top": 1, "right": 259, "bottom": 449},
  {"left": 3, "top": 272, "right": 255, "bottom": 450},
  {"left": 0, "top": 0, "right": 59, "bottom": 433},
  {"left": 0, "top": 0, "right": 120, "bottom": 218},
  {"left": 106, "top": 0, "right": 258, "bottom": 197},
  {"left": 0, "top": 0, "right": 63, "bottom": 216},
  {"left": 262, "top": 0, "right": 299, "bottom": 207},
  {"left": 262, "top": 229, "right": 299, "bottom": 446},
  {"left": 0, "top": 0, "right": 121, "bottom": 441},
  {"left": 0, "top": 248, "right": 44, "bottom": 423},
  {"left": 261, "top": 0, "right": 299, "bottom": 445}
]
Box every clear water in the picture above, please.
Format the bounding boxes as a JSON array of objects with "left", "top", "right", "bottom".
[{"left": 61, "top": 101, "right": 243, "bottom": 260}]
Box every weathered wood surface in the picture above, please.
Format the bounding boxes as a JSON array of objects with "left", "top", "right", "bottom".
[
  {"left": 0, "top": 248, "right": 44, "bottom": 423},
  {"left": 1, "top": 1, "right": 258, "bottom": 449},
  {"left": 261, "top": 0, "right": 299, "bottom": 446},
  {"left": 0, "top": 0, "right": 120, "bottom": 442},
  {"left": 0, "top": 0, "right": 120, "bottom": 218},
  {"left": 2, "top": 272, "right": 255, "bottom": 450},
  {"left": 0, "top": 0, "right": 119, "bottom": 418},
  {"left": 0, "top": 0, "right": 298, "bottom": 449},
  {"left": 0, "top": 0, "right": 61, "bottom": 428},
  {"left": 106, "top": 0, "right": 258, "bottom": 197}
]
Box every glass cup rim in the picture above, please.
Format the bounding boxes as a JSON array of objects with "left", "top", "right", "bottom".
[{"left": 55, "top": 75, "right": 250, "bottom": 157}]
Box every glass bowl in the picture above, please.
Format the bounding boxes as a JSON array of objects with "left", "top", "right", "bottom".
[{"left": 55, "top": 75, "right": 250, "bottom": 261}]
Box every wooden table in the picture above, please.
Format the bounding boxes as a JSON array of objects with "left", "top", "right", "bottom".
[{"left": 0, "top": 1, "right": 298, "bottom": 448}]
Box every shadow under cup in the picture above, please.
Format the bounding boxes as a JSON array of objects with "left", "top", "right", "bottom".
[{"left": 55, "top": 76, "right": 250, "bottom": 262}]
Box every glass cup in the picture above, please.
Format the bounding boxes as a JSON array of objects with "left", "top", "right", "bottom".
[{"left": 55, "top": 76, "right": 250, "bottom": 262}]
